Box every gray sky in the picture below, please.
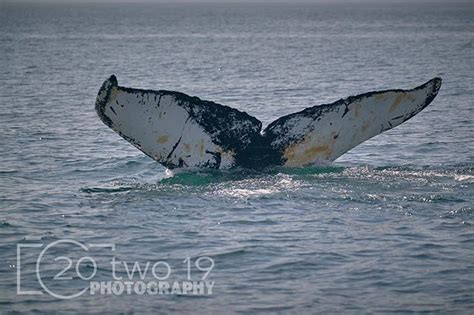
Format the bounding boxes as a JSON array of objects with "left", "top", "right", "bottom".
[{"left": 1, "top": 0, "right": 459, "bottom": 3}]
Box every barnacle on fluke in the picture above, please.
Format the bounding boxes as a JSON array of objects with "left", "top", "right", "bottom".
[{"left": 96, "top": 76, "right": 441, "bottom": 170}]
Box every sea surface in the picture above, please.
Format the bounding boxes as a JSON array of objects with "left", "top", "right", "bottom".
[{"left": 0, "top": 1, "right": 473, "bottom": 313}]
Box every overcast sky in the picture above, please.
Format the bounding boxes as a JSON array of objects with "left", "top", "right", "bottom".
[{"left": 1, "top": 0, "right": 459, "bottom": 3}]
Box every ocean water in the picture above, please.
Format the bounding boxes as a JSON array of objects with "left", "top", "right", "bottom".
[{"left": 0, "top": 2, "right": 473, "bottom": 313}]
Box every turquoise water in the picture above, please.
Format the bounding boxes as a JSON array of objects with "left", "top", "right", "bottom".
[{"left": 0, "top": 2, "right": 473, "bottom": 313}]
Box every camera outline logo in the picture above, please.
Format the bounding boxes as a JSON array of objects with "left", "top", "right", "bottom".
[{"left": 17, "top": 239, "right": 215, "bottom": 300}]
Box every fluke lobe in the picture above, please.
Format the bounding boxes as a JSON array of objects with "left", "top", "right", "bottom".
[{"left": 95, "top": 76, "right": 441, "bottom": 170}]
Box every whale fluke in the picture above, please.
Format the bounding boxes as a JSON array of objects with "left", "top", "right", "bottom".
[
  {"left": 96, "top": 76, "right": 441, "bottom": 169},
  {"left": 262, "top": 78, "right": 442, "bottom": 167}
]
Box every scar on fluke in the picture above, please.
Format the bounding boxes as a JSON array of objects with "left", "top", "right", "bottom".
[
  {"left": 95, "top": 76, "right": 442, "bottom": 170},
  {"left": 284, "top": 142, "right": 332, "bottom": 167},
  {"left": 156, "top": 136, "right": 169, "bottom": 144}
]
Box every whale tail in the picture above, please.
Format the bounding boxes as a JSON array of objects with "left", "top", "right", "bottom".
[{"left": 96, "top": 76, "right": 441, "bottom": 169}]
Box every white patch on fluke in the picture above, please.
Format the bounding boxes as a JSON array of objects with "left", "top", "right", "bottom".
[
  {"left": 104, "top": 88, "right": 235, "bottom": 169},
  {"left": 264, "top": 78, "right": 442, "bottom": 167}
]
